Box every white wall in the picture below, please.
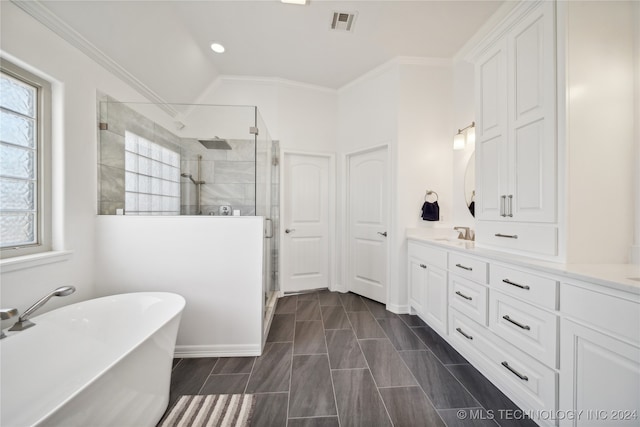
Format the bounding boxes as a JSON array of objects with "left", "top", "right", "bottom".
[
  {"left": 395, "top": 61, "right": 453, "bottom": 310},
  {"left": 451, "top": 60, "right": 476, "bottom": 228},
  {"left": 336, "top": 60, "right": 455, "bottom": 311},
  {"left": 565, "top": 0, "right": 636, "bottom": 263},
  {"left": 94, "top": 216, "right": 264, "bottom": 356},
  {"left": 0, "top": 2, "right": 158, "bottom": 323},
  {"left": 633, "top": 0, "right": 640, "bottom": 265},
  {"left": 336, "top": 63, "right": 399, "bottom": 302},
  {"left": 194, "top": 76, "right": 338, "bottom": 153}
]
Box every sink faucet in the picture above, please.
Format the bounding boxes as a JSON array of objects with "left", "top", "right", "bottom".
[
  {"left": 9, "top": 286, "right": 76, "bottom": 331},
  {"left": 454, "top": 226, "right": 474, "bottom": 241},
  {"left": 1, "top": 308, "right": 19, "bottom": 339}
]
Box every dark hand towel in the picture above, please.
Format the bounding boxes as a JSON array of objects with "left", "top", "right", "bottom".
[{"left": 421, "top": 201, "right": 439, "bottom": 221}]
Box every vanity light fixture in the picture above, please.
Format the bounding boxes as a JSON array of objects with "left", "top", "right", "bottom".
[
  {"left": 210, "top": 43, "right": 225, "bottom": 53},
  {"left": 281, "top": 0, "right": 308, "bottom": 4},
  {"left": 453, "top": 121, "right": 476, "bottom": 150}
]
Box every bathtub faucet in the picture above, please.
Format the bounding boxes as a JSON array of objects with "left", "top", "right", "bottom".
[
  {"left": 1, "top": 308, "right": 19, "bottom": 339},
  {"left": 9, "top": 286, "right": 76, "bottom": 332}
]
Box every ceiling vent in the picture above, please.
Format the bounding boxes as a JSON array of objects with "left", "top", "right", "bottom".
[{"left": 330, "top": 11, "right": 357, "bottom": 32}]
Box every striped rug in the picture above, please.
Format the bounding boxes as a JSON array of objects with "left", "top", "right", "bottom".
[{"left": 159, "top": 394, "right": 255, "bottom": 427}]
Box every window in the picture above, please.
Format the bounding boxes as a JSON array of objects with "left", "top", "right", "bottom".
[
  {"left": 124, "top": 131, "right": 180, "bottom": 215},
  {"left": 0, "top": 60, "right": 51, "bottom": 257}
]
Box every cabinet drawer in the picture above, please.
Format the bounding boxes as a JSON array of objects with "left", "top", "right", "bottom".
[
  {"left": 450, "top": 275, "right": 488, "bottom": 326},
  {"left": 490, "top": 264, "right": 558, "bottom": 310},
  {"left": 562, "top": 281, "right": 640, "bottom": 345},
  {"left": 489, "top": 291, "right": 558, "bottom": 368},
  {"left": 448, "top": 252, "right": 488, "bottom": 284},
  {"left": 450, "top": 309, "right": 557, "bottom": 413},
  {"left": 408, "top": 241, "right": 447, "bottom": 269},
  {"left": 476, "top": 221, "right": 557, "bottom": 257}
]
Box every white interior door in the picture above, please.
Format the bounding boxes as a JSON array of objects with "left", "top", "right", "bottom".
[
  {"left": 281, "top": 153, "right": 331, "bottom": 293},
  {"left": 347, "top": 147, "right": 388, "bottom": 303}
]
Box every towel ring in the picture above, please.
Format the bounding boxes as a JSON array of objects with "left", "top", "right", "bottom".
[{"left": 424, "top": 190, "right": 438, "bottom": 202}]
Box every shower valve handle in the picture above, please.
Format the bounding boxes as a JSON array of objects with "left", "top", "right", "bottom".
[{"left": 285, "top": 228, "right": 295, "bottom": 234}]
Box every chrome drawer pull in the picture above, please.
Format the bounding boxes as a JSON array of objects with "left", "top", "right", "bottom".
[
  {"left": 455, "top": 263, "right": 473, "bottom": 271},
  {"left": 507, "top": 195, "right": 513, "bottom": 217},
  {"left": 502, "top": 279, "right": 530, "bottom": 290},
  {"left": 501, "top": 361, "right": 529, "bottom": 381},
  {"left": 500, "top": 195, "right": 506, "bottom": 217},
  {"left": 502, "top": 315, "right": 530, "bottom": 330},
  {"left": 456, "top": 327, "right": 473, "bottom": 340},
  {"left": 455, "top": 291, "right": 473, "bottom": 301},
  {"left": 494, "top": 233, "right": 518, "bottom": 239},
  {"left": 419, "top": 264, "right": 427, "bottom": 269}
]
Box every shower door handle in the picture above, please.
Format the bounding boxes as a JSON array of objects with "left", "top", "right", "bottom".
[
  {"left": 285, "top": 228, "right": 295, "bottom": 234},
  {"left": 265, "top": 219, "right": 273, "bottom": 238}
]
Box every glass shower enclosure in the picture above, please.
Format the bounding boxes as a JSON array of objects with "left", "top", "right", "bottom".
[{"left": 96, "top": 97, "right": 279, "bottom": 322}]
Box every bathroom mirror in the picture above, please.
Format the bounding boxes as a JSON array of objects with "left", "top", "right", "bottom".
[{"left": 464, "top": 152, "right": 475, "bottom": 217}]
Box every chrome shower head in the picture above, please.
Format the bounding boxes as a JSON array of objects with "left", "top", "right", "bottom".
[{"left": 198, "top": 137, "right": 231, "bottom": 150}]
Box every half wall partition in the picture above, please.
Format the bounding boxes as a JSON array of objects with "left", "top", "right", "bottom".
[{"left": 95, "top": 96, "right": 279, "bottom": 354}]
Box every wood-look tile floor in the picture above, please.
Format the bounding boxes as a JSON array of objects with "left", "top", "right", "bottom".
[{"left": 164, "top": 291, "right": 537, "bottom": 427}]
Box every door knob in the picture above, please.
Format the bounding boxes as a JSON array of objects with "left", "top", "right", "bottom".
[
  {"left": 285, "top": 228, "right": 295, "bottom": 234},
  {"left": 377, "top": 231, "right": 387, "bottom": 237}
]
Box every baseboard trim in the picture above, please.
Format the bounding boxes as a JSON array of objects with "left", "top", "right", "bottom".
[
  {"left": 386, "top": 303, "right": 411, "bottom": 314},
  {"left": 175, "top": 344, "right": 261, "bottom": 358}
]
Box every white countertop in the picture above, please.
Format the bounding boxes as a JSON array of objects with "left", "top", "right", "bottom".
[{"left": 406, "top": 228, "right": 640, "bottom": 295}]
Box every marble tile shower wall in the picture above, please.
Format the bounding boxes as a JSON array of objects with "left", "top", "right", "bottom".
[
  {"left": 96, "top": 96, "right": 258, "bottom": 216},
  {"left": 180, "top": 138, "right": 256, "bottom": 216}
]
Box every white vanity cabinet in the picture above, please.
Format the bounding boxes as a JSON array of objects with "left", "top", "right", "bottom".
[
  {"left": 473, "top": 0, "right": 558, "bottom": 257},
  {"left": 406, "top": 233, "right": 640, "bottom": 427},
  {"left": 407, "top": 241, "right": 448, "bottom": 336},
  {"left": 559, "top": 281, "right": 640, "bottom": 426}
]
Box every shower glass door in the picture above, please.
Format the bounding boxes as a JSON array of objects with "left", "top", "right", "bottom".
[{"left": 255, "top": 108, "right": 279, "bottom": 321}]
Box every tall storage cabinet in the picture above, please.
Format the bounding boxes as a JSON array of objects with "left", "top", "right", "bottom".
[{"left": 473, "top": 0, "right": 558, "bottom": 258}]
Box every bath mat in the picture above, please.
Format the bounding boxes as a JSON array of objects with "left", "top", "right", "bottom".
[{"left": 159, "top": 394, "right": 255, "bottom": 427}]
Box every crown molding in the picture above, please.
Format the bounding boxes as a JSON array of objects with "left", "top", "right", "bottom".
[
  {"left": 217, "top": 75, "right": 338, "bottom": 94},
  {"left": 11, "top": 0, "right": 179, "bottom": 117},
  {"left": 394, "top": 56, "right": 452, "bottom": 67},
  {"left": 338, "top": 56, "right": 451, "bottom": 93}
]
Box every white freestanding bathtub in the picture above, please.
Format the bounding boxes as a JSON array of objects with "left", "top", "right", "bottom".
[{"left": 0, "top": 292, "right": 185, "bottom": 427}]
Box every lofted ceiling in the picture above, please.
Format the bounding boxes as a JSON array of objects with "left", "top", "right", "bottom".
[{"left": 24, "top": 0, "right": 503, "bottom": 103}]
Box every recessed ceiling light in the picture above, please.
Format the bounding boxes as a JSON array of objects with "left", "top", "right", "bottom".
[
  {"left": 281, "top": 0, "right": 307, "bottom": 5},
  {"left": 210, "top": 43, "right": 225, "bottom": 54}
]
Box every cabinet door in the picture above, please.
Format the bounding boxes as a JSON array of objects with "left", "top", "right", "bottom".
[
  {"left": 408, "top": 255, "right": 427, "bottom": 317},
  {"left": 506, "top": 1, "right": 556, "bottom": 222},
  {"left": 560, "top": 319, "right": 640, "bottom": 426},
  {"left": 423, "top": 266, "right": 448, "bottom": 336},
  {"left": 476, "top": 39, "right": 509, "bottom": 221}
]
